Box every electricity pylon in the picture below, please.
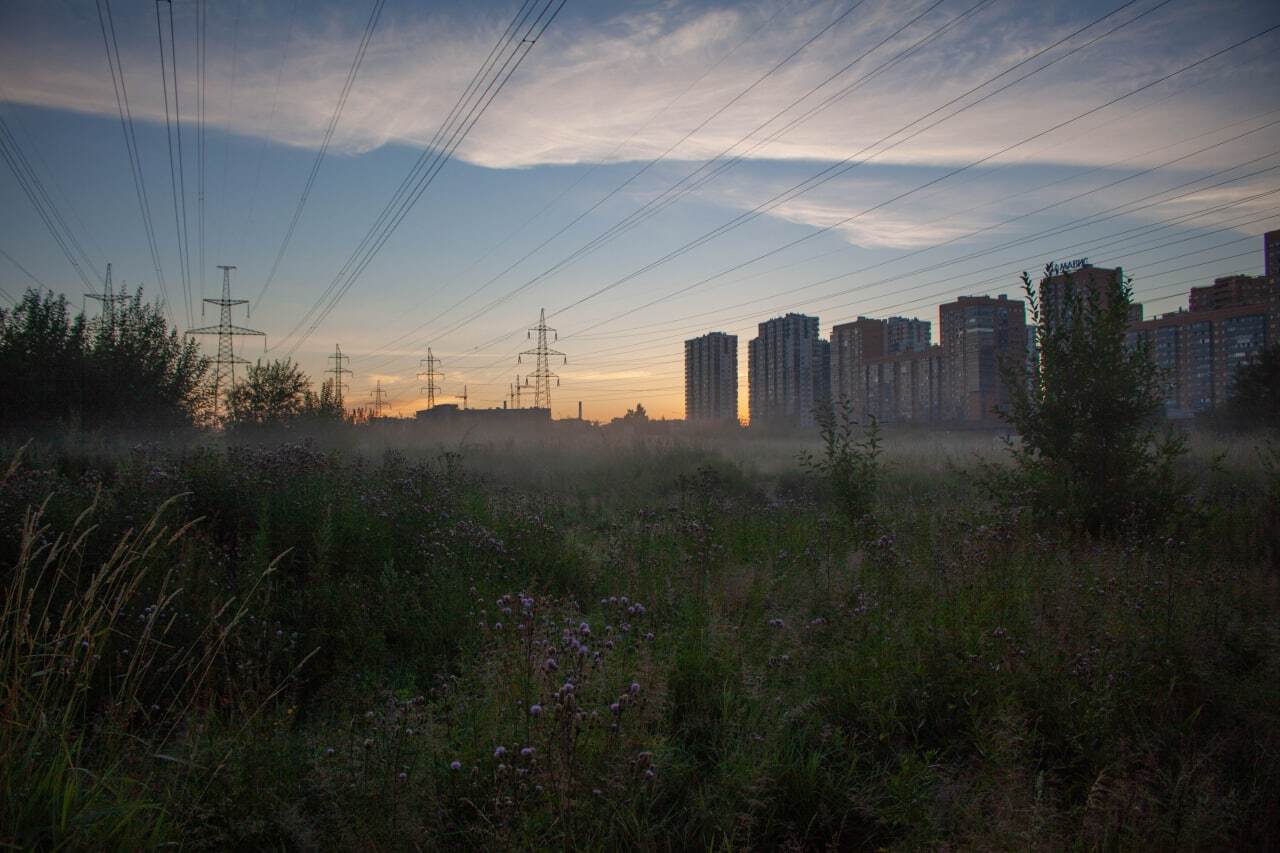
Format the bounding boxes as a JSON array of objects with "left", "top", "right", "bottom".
[
  {"left": 189, "top": 265, "right": 263, "bottom": 418},
  {"left": 327, "top": 344, "right": 352, "bottom": 407},
  {"left": 417, "top": 347, "right": 444, "bottom": 409},
  {"left": 85, "top": 263, "right": 129, "bottom": 337},
  {"left": 518, "top": 308, "right": 566, "bottom": 410},
  {"left": 370, "top": 379, "right": 388, "bottom": 417}
]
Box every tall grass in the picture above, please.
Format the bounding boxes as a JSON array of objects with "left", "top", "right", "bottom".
[{"left": 0, "top": 433, "right": 1276, "bottom": 848}]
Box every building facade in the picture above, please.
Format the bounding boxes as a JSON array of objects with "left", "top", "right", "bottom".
[
  {"left": 684, "top": 332, "right": 738, "bottom": 422},
  {"left": 1189, "top": 274, "right": 1272, "bottom": 312},
  {"left": 863, "top": 346, "right": 945, "bottom": 423},
  {"left": 938, "top": 294, "right": 1027, "bottom": 422},
  {"left": 885, "top": 316, "right": 931, "bottom": 353},
  {"left": 748, "top": 313, "right": 827, "bottom": 427},
  {"left": 1129, "top": 279, "right": 1278, "bottom": 417},
  {"left": 1266, "top": 229, "right": 1279, "bottom": 282},
  {"left": 830, "top": 317, "right": 885, "bottom": 420}
]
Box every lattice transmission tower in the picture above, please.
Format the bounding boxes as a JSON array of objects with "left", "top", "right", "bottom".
[
  {"left": 418, "top": 348, "right": 444, "bottom": 409},
  {"left": 327, "top": 344, "right": 352, "bottom": 407},
  {"left": 370, "top": 379, "right": 388, "bottom": 418},
  {"left": 85, "top": 263, "right": 130, "bottom": 336},
  {"left": 518, "top": 308, "right": 566, "bottom": 410},
  {"left": 189, "top": 265, "right": 264, "bottom": 418}
]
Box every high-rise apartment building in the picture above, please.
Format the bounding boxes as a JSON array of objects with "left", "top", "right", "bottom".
[
  {"left": 939, "top": 294, "right": 1027, "bottom": 422},
  {"left": 748, "top": 313, "right": 827, "bottom": 427},
  {"left": 1266, "top": 230, "right": 1279, "bottom": 281},
  {"left": 1129, "top": 272, "right": 1277, "bottom": 417},
  {"left": 830, "top": 317, "right": 884, "bottom": 419},
  {"left": 1189, "top": 274, "right": 1272, "bottom": 312},
  {"left": 885, "top": 316, "right": 931, "bottom": 353},
  {"left": 684, "top": 332, "right": 738, "bottom": 422},
  {"left": 1039, "top": 264, "right": 1129, "bottom": 328}
]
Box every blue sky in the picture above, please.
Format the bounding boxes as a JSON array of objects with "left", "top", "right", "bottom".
[{"left": 2, "top": 0, "right": 1278, "bottom": 418}]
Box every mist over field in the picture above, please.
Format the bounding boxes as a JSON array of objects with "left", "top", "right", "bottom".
[{"left": 4, "top": 0, "right": 1280, "bottom": 848}]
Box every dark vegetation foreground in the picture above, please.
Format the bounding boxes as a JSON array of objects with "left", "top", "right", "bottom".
[{"left": 2, "top": 430, "right": 1278, "bottom": 851}]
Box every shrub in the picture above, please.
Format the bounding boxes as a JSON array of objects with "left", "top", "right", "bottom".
[
  {"left": 993, "top": 266, "right": 1188, "bottom": 536},
  {"left": 801, "top": 398, "right": 881, "bottom": 536}
]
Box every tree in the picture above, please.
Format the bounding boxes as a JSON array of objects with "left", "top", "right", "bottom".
[
  {"left": 301, "top": 378, "right": 346, "bottom": 422},
  {"left": 993, "top": 265, "right": 1187, "bottom": 536},
  {"left": 1219, "top": 343, "right": 1280, "bottom": 430},
  {"left": 0, "top": 287, "right": 207, "bottom": 430},
  {"left": 225, "top": 359, "right": 310, "bottom": 429}
]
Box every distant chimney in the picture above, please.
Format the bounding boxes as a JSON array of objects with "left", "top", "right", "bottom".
[
  {"left": 503, "top": 400, "right": 507, "bottom": 409},
  {"left": 578, "top": 400, "right": 583, "bottom": 420}
]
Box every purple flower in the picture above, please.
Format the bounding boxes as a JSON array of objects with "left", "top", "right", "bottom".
[
  {"left": 494, "top": 745, "right": 507, "bottom": 759},
  {"left": 629, "top": 682, "right": 641, "bottom": 695},
  {"left": 450, "top": 760, "right": 462, "bottom": 771},
  {"left": 529, "top": 704, "right": 543, "bottom": 717},
  {"left": 544, "top": 657, "right": 559, "bottom": 671},
  {"left": 520, "top": 746, "right": 535, "bottom": 758},
  {"left": 397, "top": 771, "right": 408, "bottom": 782},
  {"left": 493, "top": 622, "right": 503, "bottom": 631},
  {"left": 579, "top": 622, "right": 591, "bottom": 636},
  {"left": 609, "top": 702, "right": 621, "bottom": 714}
]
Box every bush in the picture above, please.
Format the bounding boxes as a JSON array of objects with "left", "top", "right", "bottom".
[
  {"left": 993, "top": 265, "right": 1188, "bottom": 536},
  {"left": 801, "top": 398, "right": 881, "bottom": 536}
]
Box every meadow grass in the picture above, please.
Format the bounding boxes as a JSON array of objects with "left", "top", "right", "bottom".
[{"left": 0, "top": 430, "right": 1276, "bottom": 849}]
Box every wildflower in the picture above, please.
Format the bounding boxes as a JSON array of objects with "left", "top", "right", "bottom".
[
  {"left": 579, "top": 621, "right": 591, "bottom": 636},
  {"left": 324, "top": 747, "right": 335, "bottom": 756},
  {"left": 494, "top": 745, "right": 507, "bottom": 759},
  {"left": 450, "top": 760, "right": 462, "bottom": 771},
  {"left": 363, "top": 738, "right": 374, "bottom": 749},
  {"left": 494, "top": 622, "right": 503, "bottom": 631},
  {"left": 609, "top": 702, "right": 621, "bottom": 714},
  {"left": 530, "top": 704, "right": 543, "bottom": 717},
  {"left": 544, "top": 657, "right": 559, "bottom": 672},
  {"left": 629, "top": 682, "right": 641, "bottom": 695},
  {"left": 520, "top": 746, "right": 535, "bottom": 758},
  {"left": 397, "top": 771, "right": 408, "bottom": 782},
  {"left": 644, "top": 768, "right": 656, "bottom": 780},
  {"left": 768, "top": 617, "right": 785, "bottom": 628},
  {"left": 643, "top": 632, "right": 655, "bottom": 641}
]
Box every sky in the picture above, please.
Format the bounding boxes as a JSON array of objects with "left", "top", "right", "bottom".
[{"left": 1, "top": 0, "right": 1278, "bottom": 420}]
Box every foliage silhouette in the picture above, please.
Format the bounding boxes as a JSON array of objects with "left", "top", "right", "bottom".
[
  {"left": 992, "top": 265, "right": 1187, "bottom": 536},
  {"left": 0, "top": 288, "right": 208, "bottom": 430}
]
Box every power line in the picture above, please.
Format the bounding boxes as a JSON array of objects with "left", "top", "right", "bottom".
[
  {"left": 214, "top": 0, "right": 244, "bottom": 270},
  {"left": 389, "top": 0, "right": 950, "bottom": 361},
  {"left": 236, "top": 0, "right": 300, "bottom": 259},
  {"left": 565, "top": 121, "right": 1280, "bottom": 344},
  {"left": 95, "top": 0, "right": 172, "bottom": 325},
  {"left": 197, "top": 0, "right": 207, "bottom": 299},
  {"left": 435, "top": 0, "right": 1171, "bottom": 367},
  {"left": 253, "top": 0, "right": 388, "bottom": 311},
  {"left": 279, "top": 0, "right": 568, "bottom": 357},
  {"left": 548, "top": 0, "right": 1196, "bottom": 327},
  {"left": 0, "top": 247, "right": 48, "bottom": 291},
  {"left": 279, "top": 0, "right": 556, "bottom": 353},
  {"left": 0, "top": 114, "right": 99, "bottom": 291},
  {"left": 355, "top": 0, "right": 804, "bottom": 368},
  {"left": 156, "top": 0, "right": 194, "bottom": 327}
]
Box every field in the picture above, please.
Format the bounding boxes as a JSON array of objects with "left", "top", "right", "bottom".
[{"left": 2, "top": 427, "right": 1278, "bottom": 850}]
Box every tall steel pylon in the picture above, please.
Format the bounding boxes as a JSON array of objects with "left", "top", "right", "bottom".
[
  {"left": 85, "top": 262, "right": 130, "bottom": 338},
  {"left": 518, "top": 308, "right": 565, "bottom": 410},
  {"left": 370, "top": 379, "right": 388, "bottom": 417},
  {"left": 327, "top": 344, "right": 352, "bottom": 407},
  {"left": 418, "top": 347, "right": 444, "bottom": 409},
  {"left": 189, "top": 264, "right": 263, "bottom": 417}
]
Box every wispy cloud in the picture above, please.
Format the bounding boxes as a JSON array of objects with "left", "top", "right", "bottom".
[{"left": 2, "top": 0, "right": 1276, "bottom": 173}]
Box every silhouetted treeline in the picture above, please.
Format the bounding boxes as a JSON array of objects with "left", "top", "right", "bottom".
[{"left": 0, "top": 288, "right": 208, "bottom": 431}]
